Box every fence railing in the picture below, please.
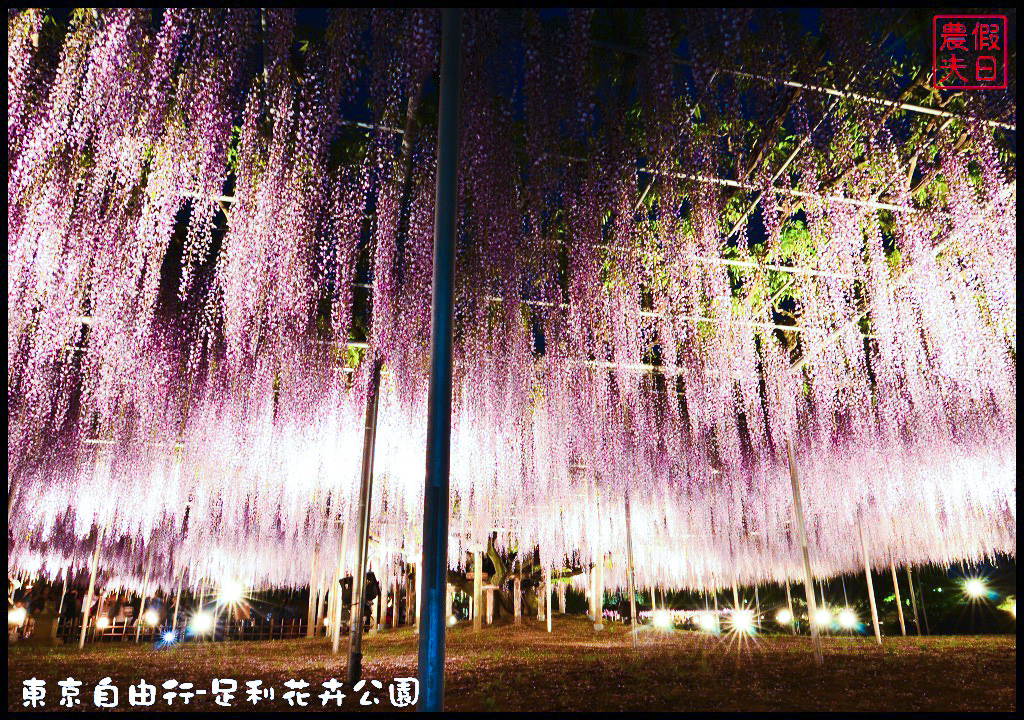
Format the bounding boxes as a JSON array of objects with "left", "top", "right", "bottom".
[{"left": 53, "top": 617, "right": 313, "bottom": 644}]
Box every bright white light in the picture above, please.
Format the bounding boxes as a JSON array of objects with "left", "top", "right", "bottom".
[
  {"left": 837, "top": 608, "right": 857, "bottom": 629},
  {"left": 190, "top": 611, "right": 214, "bottom": 634},
  {"left": 775, "top": 608, "right": 793, "bottom": 625},
  {"left": 323, "top": 617, "right": 330, "bottom": 627},
  {"left": 448, "top": 615, "right": 457, "bottom": 626},
  {"left": 813, "top": 608, "right": 831, "bottom": 627},
  {"left": 143, "top": 609, "right": 160, "bottom": 626},
  {"left": 218, "top": 579, "right": 245, "bottom": 606},
  {"left": 162, "top": 631, "right": 176, "bottom": 643},
  {"left": 8, "top": 607, "right": 27, "bottom": 626},
  {"left": 697, "top": 613, "right": 718, "bottom": 632},
  {"left": 652, "top": 610, "right": 672, "bottom": 630},
  {"left": 964, "top": 579, "right": 986, "bottom": 599},
  {"left": 729, "top": 609, "right": 755, "bottom": 634},
  {"left": 95, "top": 615, "right": 110, "bottom": 629}
]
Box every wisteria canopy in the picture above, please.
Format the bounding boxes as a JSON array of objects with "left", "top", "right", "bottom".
[{"left": 7, "top": 9, "right": 1016, "bottom": 598}]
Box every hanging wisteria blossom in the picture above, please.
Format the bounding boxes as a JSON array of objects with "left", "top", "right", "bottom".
[{"left": 6, "top": 9, "right": 1015, "bottom": 598}]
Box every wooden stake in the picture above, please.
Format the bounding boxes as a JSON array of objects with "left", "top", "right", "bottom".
[
  {"left": 785, "top": 579, "right": 795, "bottom": 635},
  {"left": 545, "top": 565, "right": 552, "bottom": 633},
  {"left": 890, "top": 558, "right": 906, "bottom": 637},
  {"left": 332, "top": 522, "right": 347, "bottom": 653},
  {"left": 171, "top": 565, "right": 184, "bottom": 633},
  {"left": 79, "top": 525, "right": 105, "bottom": 650},
  {"left": 857, "top": 509, "right": 882, "bottom": 644},
  {"left": 514, "top": 574, "right": 522, "bottom": 625},
  {"left": 906, "top": 566, "right": 921, "bottom": 636},
  {"left": 624, "top": 494, "right": 638, "bottom": 648},
  {"left": 787, "top": 438, "right": 822, "bottom": 665},
  {"left": 135, "top": 554, "right": 152, "bottom": 643},
  {"left": 308, "top": 543, "right": 320, "bottom": 638},
  {"left": 473, "top": 549, "right": 483, "bottom": 632}
]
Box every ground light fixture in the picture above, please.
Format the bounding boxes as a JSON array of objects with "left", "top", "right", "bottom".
[
  {"left": 729, "top": 609, "right": 755, "bottom": 634},
  {"left": 964, "top": 578, "right": 987, "bottom": 599},
  {"left": 218, "top": 578, "right": 245, "bottom": 606},
  {"left": 190, "top": 611, "right": 214, "bottom": 634},
  {"left": 652, "top": 610, "right": 673, "bottom": 630},
  {"left": 813, "top": 608, "right": 832, "bottom": 627},
  {"left": 697, "top": 613, "right": 718, "bottom": 632},
  {"left": 775, "top": 608, "right": 793, "bottom": 625},
  {"left": 143, "top": 609, "right": 160, "bottom": 626},
  {"left": 95, "top": 615, "right": 110, "bottom": 629},
  {"left": 8, "top": 606, "right": 27, "bottom": 626},
  {"left": 837, "top": 608, "right": 858, "bottom": 630}
]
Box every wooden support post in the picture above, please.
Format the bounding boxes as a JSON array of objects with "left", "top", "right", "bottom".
[
  {"left": 514, "top": 575, "right": 522, "bottom": 624},
  {"left": 906, "top": 566, "right": 921, "bottom": 636},
  {"left": 79, "top": 526, "right": 105, "bottom": 649},
  {"left": 732, "top": 582, "right": 740, "bottom": 610},
  {"left": 857, "top": 509, "right": 882, "bottom": 645},
  {"left": 587, "top": 567, "right": 595, "bottom": 621},
  {"left": 624, "top": 494, "right": 638, "bottom": 648},
  {"left": 392, "top": 577, "right": 400, "bottom": 629},
  {"left": 404, "top": 566, "right": 413, "bottom": 627},
  {"left": 890, "top": 559, "right": 906, "bottom": 637},
  {"left": 171, "top": 565, "right": 184, "bottom": 633},
  {"left": 135, "top": 554, "right": 152, "bottom": 642},
  {"left": 415, "top": 560, "right": 423, "bottom": 633},
  {"left": 57, "top": 573, "right": 68, "bottom": 618},
  {"left": 545, "top": 566, "right": 552, "bottom": 633},
  {"left": 755, "top": 585, "right": 761, "bottom": 620},
  {"left": 332, "top": 522, "right": 347, "bottom": 654},
  {"left": 446, "top": 583, "right": 454, "bottom": 624},
  {"left": 308, "top": 544, "right": 320, "bottom": 638},
  {"left": 472, "top": 549, "right": 483, "bottom": 632},
  {"left": 557, "top": 583, "right": 566, "bottom": 615},
  {"left": 485, "top": 588, "right": 494, "bottom": 625},
  {"left": 785, "top": 579, "right": 796, "bottom": 635},
  {"left": 787, "top": 438, "right": 822, "bottom": 665},
  {"left": 594, "top": 553, "right": 605, "bottom": 630},
  {"left": 918, "top": 573, "right": 930, "bottom": 635}
]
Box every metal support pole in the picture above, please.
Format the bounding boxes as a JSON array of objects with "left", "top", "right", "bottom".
[
  {"left": 906, "top": 566, "right": 921, "bottom": 636},
  {"left": 890, "top": 558, "right": 906, "bottom": 637},
  {"left": 348, "top": 358, "right": 383, "bottom": 684},
  {"left": 786, "top": 438, "right": 822, "bottom": 665},
  {"left": 624, "top": 494, "right": 638, "bottom": 648},
  {"left": 416, "top": 8, "right": 462, "bottom": 712},
  {"left": 79, "top": 526, "right": 105, "bottom": 649},
  {"left": 857, "top": 509, "right": 882, "bottom": 644}
]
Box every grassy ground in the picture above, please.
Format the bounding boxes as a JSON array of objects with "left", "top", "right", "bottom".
[{"left": 8, "top": 616, "right": 1016, "bottom": 712}]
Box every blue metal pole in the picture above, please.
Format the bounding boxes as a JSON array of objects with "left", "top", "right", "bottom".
[{"left": 417, "top": 8, "right": 462, "bottom": 712}]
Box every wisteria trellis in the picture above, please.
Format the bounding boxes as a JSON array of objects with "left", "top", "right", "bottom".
[{"left": 7, "top": 9, "right": 1016, "bottom": 596}]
